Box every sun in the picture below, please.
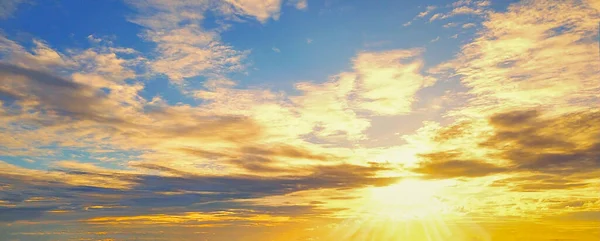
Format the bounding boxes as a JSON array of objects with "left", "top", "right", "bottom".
[
  {"left": 325, "top": 178, "right": 490, "bottom": 241},
  {"left": 363, "top": 178, "right": 452, "bottom": 221}
]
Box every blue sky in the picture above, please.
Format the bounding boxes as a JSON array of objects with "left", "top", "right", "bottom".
[
  {"left": 0, "top": 0, "right": 512, "bottom": 90},
  {"left": 1, "top": 0, "right": 599, "bottom": 240}
]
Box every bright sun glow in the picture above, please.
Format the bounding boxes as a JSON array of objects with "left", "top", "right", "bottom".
[
  {"left": 364, "top": 179, "right": 452, "bottom": 221},
  {"left": 325, "top": 179, "right": 471, "bottom": 241}
]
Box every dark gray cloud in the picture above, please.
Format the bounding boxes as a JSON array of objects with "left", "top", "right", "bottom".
[
  {"left": 0, "top": 162, "right": 398, "bottom": 223},
  {"left": 0, "top": 206, "right": 56, "bottom": 222},
  {"left": 485, "top": 110, "right": 600, "bottom": 175},
  {"left": 555, "top": 211, "right": 600, "bottom": 221},
  {"left": 488, "top": 109, "right": 540, "bottom": 129},
  {"left": 0, "top": 62, "right": 109, "bottom": 120},
  {"left": 414, "top": 157, "right": 507, "bottom": 179},
  {"left": 414, "top": 109, "right": 600, "bottom": 181},
  {"left": 489, "top": 174, "right": 590, "bottom": 192},
  {"left": 176, "top": 144, "right": 343, "bottom": 173},
  {"left": 240, "top": 145, "right": 340, "bottom": 161}
]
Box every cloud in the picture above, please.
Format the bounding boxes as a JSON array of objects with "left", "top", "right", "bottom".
[
  {"left": 0, "top": 36, "right": 303, "bottom": 170},
  {"left": 435, "top": 0, "right": 600, "bottom": 116},
  {"left": 0, "top": 159, "right": 398, "bottom": 226},
  {"left": 414, "top": 154, "right": 507, "bottom": 178},
  {"left": 490, "top": 174, "right": 591, "bottom": 192},
  {"left": 462, "top": 23, "right": 476, "bottom": 28},
  {"left": 141, "top": 24, "right": 247, "bottom": 82},
  {"left": 428, "top": 0, "right": 490, "bottom": 22},
  {"left": 403, "top": 5, "right": 437, "bottom": 26},
  {"left": 87, "top": 34, "right": 102, "bottom": 44},
  {"left": 0, "top": 206, "right": 56, "bottom": 222},
  {"left": 413, "top": 109, "right": 600, "bottom": 178},
  {"left": 291, "top": 74, "right": 370, "bottom": 140},
  {"left": 0, "top": 36, "right": 69, "bottom": 69},
  {"left": 86, "top": 211, "right": 292, "bottom": 226},
  {"left": 0, "top": 62, "right": 120, "bottom": 123},
  {"left": 482, "top": 110, "right": 600, "bottom": 175},
  {"left": 418, "top": 5, "right": 437, "bottom": 18},
  {"left": 351, "top": 49, "right": 432, "bottom": 115},
  {"left": 401, "top": 1, "right": 600, "bottom": 221},
  {"left": 450, "top": 6, "right": 484, "bottom": 15},
  {"left": 240, "top": 144, "right": 339, "bottom": 161},
  {"left": 429, "top": 13, "right": 443, "bottom": 21},
  {"left": 222, "top": 0, "right": 283, "bottom": 22},
  {"left": 443, "top": 22, "right": 457, "bottom": 28},
  {"left": 124, "top": 0, "right": 288, "bottom": 83},
  {"left": 272, "top": 47, "right": 281, "bottom": 53},
  {"left": 0, "top": 0, "right": 27, "bottom": 19},
  {"left": 0, "top": 34, "right": 404, "bottom": 223},
  {"left": 290, "top": 0, "right": 308, "bottom": 10},
  {"left": 190, "top": 48, "right": 432, "bottom": 141},
  {"left": 556, "top": 211, "right": 600, "bottom": 221},
  {"left": 2, "top": 1, "right": 598, "bottom": 237}
]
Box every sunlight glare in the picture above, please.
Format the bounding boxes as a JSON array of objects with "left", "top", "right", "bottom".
[{"left": 365, "top": 179, "right": 451, "bottom": 221}]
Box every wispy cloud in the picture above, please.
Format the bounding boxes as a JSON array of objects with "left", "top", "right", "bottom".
[
  {"left": 290, "top": 0, "right": 308, "bottom": 10},
  {"left": 0, "top": 0, "right": 27, "bottom": 19},
  {"left": 418, "top": 5, "right": 437, "bottom": 18},
  {"left": 462, "top": 23, "right": 476, "bottom": 28}
]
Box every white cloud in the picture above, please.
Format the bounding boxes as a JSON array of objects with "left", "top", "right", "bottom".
[
  {"left": 222, "top": 0, "right": 283, "bottom": 22},
  {"left": 404, "top": 5, "right": 437, "bottom": 26},
  {"left": 451, "top": 6, "right": 484, "bottom": 15},
  {"left": 292, "top": 74, "right": 370, "bottom": 140},
  {"left": 0, "top": 36, "right": 69, "bottom": 69},
  {"left": 436, "top": 0, "right": 600, "bottom": 117},
  {"left": 144, "top": 25, "right": 247, "bottom": 82},
  {"left": 443, "top": 22, "right": 457, "bottom": 28},
  {"left": 462, "top": 23, "right": 476, "bottom": 28},
  {"left": 429, "top": 13, "right": 443, "bottom": 21},
  {"left": 291, "top": 0, "right": 308, "bottom": 10},
  {"left": 87, "top": 35, "right": 102, "bottom": 44},
  {"left": 125, "top": 0, "right": 264, "bottom": 83},
  {"left": 418, "top": 5, "right": 437, "bottom": 18},
  {"left": 351, "top": 49, "right": 433, "bottom": 115},
  {"left": 430, "top": 0, "right": 491, "bottom": 22},
  {"left": 272, "top": 47, "right": 281, "bottom": 53}
]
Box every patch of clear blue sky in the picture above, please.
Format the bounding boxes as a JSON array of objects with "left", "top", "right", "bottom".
[
  {"left": 0, "top": 0, "right": 148, "bottom": 53},
  {"left": 0, "top": 0, "right": 518, "bottom": 92},
  {"left": 217, "top": 0, "right": 513, "bottom": 90},
  {"left": 221, "top": 0, "right": 435, "bottom": 91},
  {"left": 0, "top": 0, "right": 516, "bottom": 99}
]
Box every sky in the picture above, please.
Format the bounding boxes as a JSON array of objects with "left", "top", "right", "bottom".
[{"left": 0, "top": 0, "right": 599, "bottom": 240}]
